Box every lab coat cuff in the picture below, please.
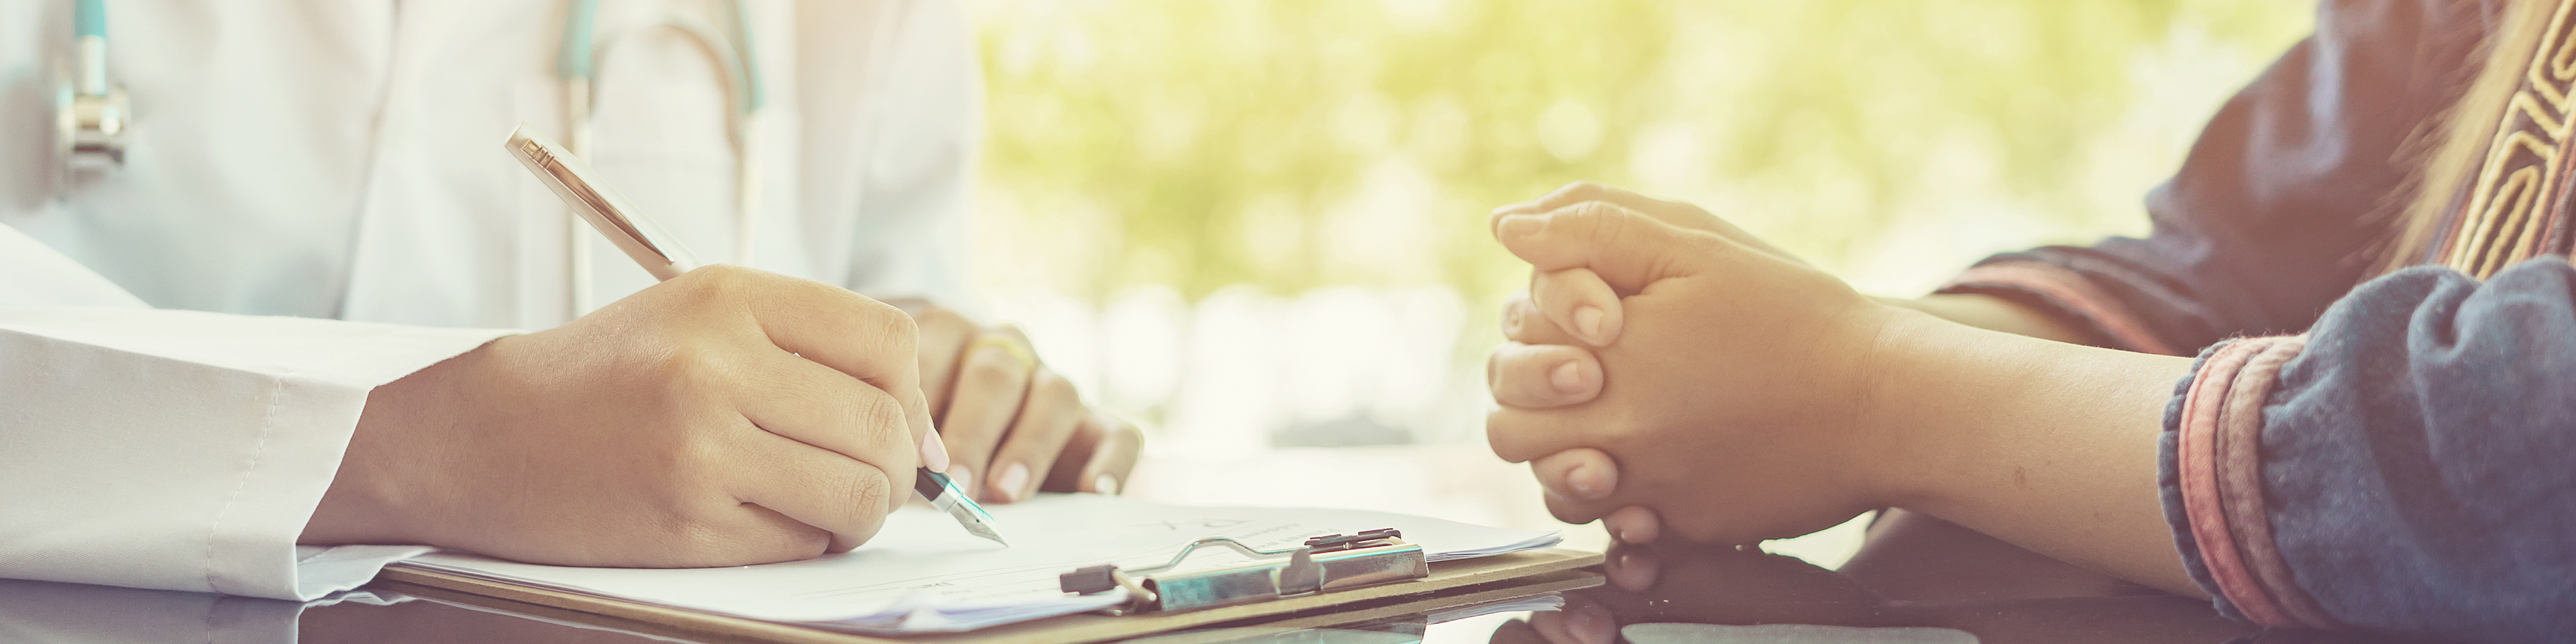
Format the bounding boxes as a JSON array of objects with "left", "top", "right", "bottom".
[
  {"left": 206, "top": 333, "right": 514, "bottom": 600},
  {"left": 292, "top": 545, "right": 437, "bottom": 598},
  {"left": 0, "top": 307, "right": 513, "bottom": 600}
]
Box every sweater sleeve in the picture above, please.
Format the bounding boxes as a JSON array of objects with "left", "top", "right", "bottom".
[
  {"left": 2160, "top": 257, "right": 2576, "bottom": 644},
  {"left": 1943, "top": 0, "right": 2493, "bottom": 355}
]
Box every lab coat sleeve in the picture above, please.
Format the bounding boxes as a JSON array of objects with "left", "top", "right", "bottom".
[{"left": 0, "top": 228, "right": 513, "bottom": 600}]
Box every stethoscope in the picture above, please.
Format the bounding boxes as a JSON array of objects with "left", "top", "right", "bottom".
[
  {"left": 54, "top": 0, "right": 125, "bottom": 171},
  {"left": 56, "top": 0, "right": 766, "bottom": 317}
]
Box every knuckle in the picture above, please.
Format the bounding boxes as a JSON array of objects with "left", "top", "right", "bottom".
[
  {"left": 1570, "top": 200, "right": 1617, "bottom": 219},
  {"left": 1593, "top": 203, "right": 1633, "bottom": 231},
  {"left": 1030, "top": 370, "right": 1075, "bottom": 400},
  {"left": 849, "top": 390, "right": 907, "bottom": 435},
  {"left": 816, "top": 468, "right": 867, "bottom": 519},
  {"left": 960, "top": 353, "right": 1022, "bottom": 386},
  {"left": 651, "top": 345, "right": 729, "bottom": 397},
  {"left": 845, "top": 294, "right": 914, "bottom": 331},
  {"left": 1493, "top": 352, "right": 1538, "bottom": 396},
  {"left": 688, "top": 264, "right": 756, "bottom": 297},
  {"left": 1485, "top": 410, "right": 1529, "bottom": 461},
  {"left": 1110, "top": 422, "right": 1145, "bottom": 447},
  {"left": 664, "top": 431, "right": 730, "bottom": 485},
  {"left": 879, "top": 303, "right": 921, "bottom": 349},
  {"left": 849, "top": 468, "right": 894, "bottom": 516},
  {"left": 700, "top": 263, "right": 755, "bottom": 280}
]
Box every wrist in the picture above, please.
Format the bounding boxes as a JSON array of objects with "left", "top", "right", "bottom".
[
  {"left": 303, "top": 341, "right": 492, "bottom": 547},
  {"left": 1842, "top": 307, "right": 1994, "bottom": 513}
]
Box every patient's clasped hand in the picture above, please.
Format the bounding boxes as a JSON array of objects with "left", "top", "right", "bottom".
[{"left": 1481, "top": 182, "right": 2201, "bottom": 596}]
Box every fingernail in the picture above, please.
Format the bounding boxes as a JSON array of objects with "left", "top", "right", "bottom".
[
  {"left": 919, "top": 430, "right": 952, "bottom": 472},
  {"left": 1607, "top": 508, "right": 1661, "bottom": 544},
  {"left": 1549, "top": 361, "right": 1585, "bottom": 394},
  {"left": 947, "top": 465, "right": 977, "bottom": 498},
  {"left": 1611, "top": 549, "right": 1662, "bottom": 592},
  {"left": 1499, "top": 214, "right": 1543, "bottom": 237},
  {"left": 1573, "top": 306, "right": 1605, "bottom": 342},
  {"left": 994, "top": 463, "right": 1031, "bottom": 502},
  {"left": 1566, "top": 600, "right": 1614, "bottom": 644},
  {"left": 1491, "top": 201, "right": 1533, "bottom": 215},
  {"left": 1093, "top": 474, "right": 1122, "bottom": 494},
  {"left": 1564, "top": 460, "right": 1611, "bottom": 499}
]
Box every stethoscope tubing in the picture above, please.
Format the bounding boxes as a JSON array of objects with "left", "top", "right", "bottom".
[
  {"left": 560, "top": 0, "right": 764, "bottom": 317},
  {"left": 58, "top": 0, "right": 765, "bottom": 320}
]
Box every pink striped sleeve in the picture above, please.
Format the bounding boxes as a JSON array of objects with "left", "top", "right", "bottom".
[
  {"left": 1943, "top": 261, "right": 2182, "bottom": 356},
  {"left": 2214, "top": 336, "right": 2343, "bottom": 629},
  {"left": 2178, "top": 337, "right": 2293, "bottom": 626}
]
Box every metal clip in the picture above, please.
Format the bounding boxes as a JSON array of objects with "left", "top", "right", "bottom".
[{"left": 1058, "top": 529, "right": 1428, "bottom": 613}]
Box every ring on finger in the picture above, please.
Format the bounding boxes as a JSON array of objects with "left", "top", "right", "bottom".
[{"left": 965, "top": 333, "right": 1038, "bottom": 378}]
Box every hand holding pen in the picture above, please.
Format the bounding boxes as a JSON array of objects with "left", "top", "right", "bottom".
[
  {"left": 499, "top": 123, "right": 1005, "bottom": 547},
  {"left": 301, "top": 229, "right": 978, "bottom": 564}
]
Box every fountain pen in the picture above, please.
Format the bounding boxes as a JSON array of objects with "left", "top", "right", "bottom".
[{"left": 504, "top": 123, "right": 1009, "bottom": 547}]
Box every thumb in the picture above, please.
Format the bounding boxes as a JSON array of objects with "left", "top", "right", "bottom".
[{"left": 1494, "top": 201, "right": 1717, "bottom": 293}]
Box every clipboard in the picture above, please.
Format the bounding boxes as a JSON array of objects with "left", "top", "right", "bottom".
[{"left": 370, "top": 547, "right": 1601, "bottom": 644}]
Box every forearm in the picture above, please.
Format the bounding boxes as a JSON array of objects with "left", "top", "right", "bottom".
[{"left": 1860, "top": 307, "right": 2199, "bottom": 595}]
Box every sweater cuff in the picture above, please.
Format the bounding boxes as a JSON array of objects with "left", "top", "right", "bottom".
[
  {"left": 2163, "top": 335, "right": 2342, "bottom": 630},
  {"left": 1939, "top": 260, "right": 2182, "bottom": 356}
]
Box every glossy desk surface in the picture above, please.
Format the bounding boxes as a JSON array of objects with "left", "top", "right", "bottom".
[{"left": 1, "top": 540, "right": 2440, "bottom": 644}]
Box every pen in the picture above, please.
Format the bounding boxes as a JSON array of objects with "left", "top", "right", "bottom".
[{"left": 502, "top": 123, "right": 1007, "bottom": 547}]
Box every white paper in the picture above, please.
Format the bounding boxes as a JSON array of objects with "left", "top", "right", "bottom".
[{"left": 398, "top": 494, "right": 1562, "bottom": 633}]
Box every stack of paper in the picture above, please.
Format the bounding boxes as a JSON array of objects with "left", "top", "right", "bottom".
[{"left": 396, "top": 494, "right": 1562, "bottom": 634}]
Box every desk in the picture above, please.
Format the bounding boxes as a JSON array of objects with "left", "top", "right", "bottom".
[
  {"left": 0, "top": 445, "right": 2452, "bottom": 644},
  {"left": 0, "top": 540, "right": 2445, "bottom": 644}
]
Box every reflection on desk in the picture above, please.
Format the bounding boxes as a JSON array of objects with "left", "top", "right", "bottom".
[
  {"left": 1, "top": 541, "right": 2453, "bottom": 644},
  {"left": 1489, "top": 541, "right": 2442, "bottom": 644}
]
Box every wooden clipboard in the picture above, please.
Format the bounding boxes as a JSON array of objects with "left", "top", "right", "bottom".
[{"left": 370, "top": 547, "right": 1601, "bottom": 644}]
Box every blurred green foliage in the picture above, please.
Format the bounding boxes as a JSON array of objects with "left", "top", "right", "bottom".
[{"left": 971, "top": 0, "right": 2312, "bottom": 303}]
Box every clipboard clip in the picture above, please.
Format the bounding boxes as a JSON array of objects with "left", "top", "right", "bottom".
[{"left": 1059, "top": 529, "right": 1428, "bottom": 613}]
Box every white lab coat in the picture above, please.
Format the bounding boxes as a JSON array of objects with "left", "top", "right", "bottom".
[{"left": 0, "top": 0, "right": 981, "bottom": 600}]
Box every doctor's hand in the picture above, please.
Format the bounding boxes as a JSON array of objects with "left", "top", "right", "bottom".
[
  {"left": 303, "top": 266, "right": 940, "bottom": 566},
  {"left": 890, "top": 299, "right": 1142, "bottom": 504},
  {"left": 1483, "top": 193, "right": 1911, "bottom": 547}
]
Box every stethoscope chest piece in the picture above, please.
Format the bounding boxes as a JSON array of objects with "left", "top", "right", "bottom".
[
  {"left": 56, "top": 65, "right": 129, "bottom": 170},
  {"left": 57, "top": 0, "right": 127, "bottom": 172}
]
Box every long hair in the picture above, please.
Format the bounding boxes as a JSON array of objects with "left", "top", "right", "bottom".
[{"left": 2377, "top": 0, "right": 2565, "bottom": 277}]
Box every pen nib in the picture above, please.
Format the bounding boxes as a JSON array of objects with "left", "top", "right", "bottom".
[
  {"left": 947, "top": 501, "right": 1008, "bottom": 547},
  {"left": 965, "top": 519, "right": 1008, "bottom": 547},
  {"left": 920, "top": 469, "right": 1009, "bottom": 547}
]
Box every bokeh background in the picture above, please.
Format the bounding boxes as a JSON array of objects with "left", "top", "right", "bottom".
[{"left": 960, "top": 0, "right": 2313, "bottom": 564}]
